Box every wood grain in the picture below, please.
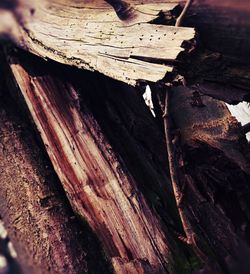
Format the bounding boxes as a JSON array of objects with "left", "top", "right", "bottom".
[
  {"left": 0, "top": 60, "right": 110, "bottom": 274},
  {"left": 5, "top": 52, "right": 189, "bottom": 274},
  {"left": 0, "top": 0, "right": 195, "bottom": 85}
]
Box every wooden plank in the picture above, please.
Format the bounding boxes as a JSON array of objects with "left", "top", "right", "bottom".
[{"left": 0, "top": 0, "right": 195, "bottom": 85}]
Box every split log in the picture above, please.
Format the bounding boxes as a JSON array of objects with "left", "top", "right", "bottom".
[
  {"left": 0, "top": 0, "right": 195, "bottom": 85},
  {"left": 0, "top": 56, "right": 110, "bottom": 274},
  {"left": 2, "top": 49, "right": 199, "bottom": 274}
]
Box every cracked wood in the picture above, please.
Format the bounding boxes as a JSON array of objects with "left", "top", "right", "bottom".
[
  {"left": 5, "top": 52, "right": 185, "bottom": 274},
  {"left": 0, "top": 0, "right": 195, "bottom": 85}
]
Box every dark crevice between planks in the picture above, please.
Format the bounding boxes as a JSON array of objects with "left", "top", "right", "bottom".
[
  {"left": 176, "top": 48, "right": 250, "bottom": 104},
  {"left": 175, "top": 0, "right": 250, "bottom": 105}
]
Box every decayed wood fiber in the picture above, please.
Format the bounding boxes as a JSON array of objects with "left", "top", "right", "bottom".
[
  {"left": 0, "top": 0, "right": 195, "bottom": 85},
  {"left": 4, "top": 50, "right": 198, "bottom": 274}
]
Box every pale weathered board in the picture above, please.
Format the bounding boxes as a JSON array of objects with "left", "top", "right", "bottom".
[{"left": 0, "top": 0, "right": 195, "bottom": 85}]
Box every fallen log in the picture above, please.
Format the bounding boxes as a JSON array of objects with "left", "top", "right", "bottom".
[{"left": 1, "top": 1, "right": 250, "bottom": 273}]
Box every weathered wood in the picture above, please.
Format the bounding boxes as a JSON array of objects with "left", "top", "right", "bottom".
[
  {"left": 0, "top": 59, "right": 110, "bottom": 274},
  {"left": 169, "top": 86, "right": 250, "bottom": 264},
  {"left": 184, "top": 0, "right": 250, "bottom": 62},
  {"left": 1, "top": 2, "right": 249, "bottom": 273},
  {"left": 193, "top": 82, "right": 250, "bottom": 105},
  {"left": 163, "top": 88, "right": 208, "bottom": 263},
  {"left": 0, "top": 0, "right": 195, "bottom": 85},
  {"left": 3, "top": 50, "right": 199, "bottom": 274},
  {"left": 171, "top": 86, "right": 250, "bottom": 174}
]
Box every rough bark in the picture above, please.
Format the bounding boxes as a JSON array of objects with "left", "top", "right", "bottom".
[
  {"left": 0, "top": 55, "right": 111, "bottom": 274},
  {"left": 168, "top": 86, "right": 250, "bottom": 269},
  {"left": 0, "top": 0, "right": 195, "bottom": 85}
]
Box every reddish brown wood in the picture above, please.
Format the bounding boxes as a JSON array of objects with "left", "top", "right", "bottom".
[
  {"left": 4, "top": 51, "right": 193, "bottom": 274},
  {"left": 0, "top": 59, "right": 110, "bottom": 274}
]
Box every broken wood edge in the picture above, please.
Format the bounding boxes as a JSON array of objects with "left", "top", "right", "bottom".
[
  {"left": 3, "top": 48, "right": 199, "bottom": 274},
  {"left": 0, "top": 1, "right": 196, "bottom": 86}
]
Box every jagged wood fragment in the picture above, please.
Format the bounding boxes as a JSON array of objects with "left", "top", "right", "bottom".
[
  {"left": 0, "top": 0, "right": 195, "bottom": 85},
  {"left": 3, "top": 51, "right": 195, "bottom": 274}
]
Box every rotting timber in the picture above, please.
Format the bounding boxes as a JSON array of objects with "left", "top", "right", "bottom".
[{"left": 0, "top": 1, "right": 250, "bottom": 274}]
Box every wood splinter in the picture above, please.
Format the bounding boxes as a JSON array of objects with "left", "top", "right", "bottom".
[{"left": 162, "top": 85, "right": 207, "bottom": 262}]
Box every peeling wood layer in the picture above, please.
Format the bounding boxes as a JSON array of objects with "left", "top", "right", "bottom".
[{"left": 0, "top": 0, "right": 195, "bottom": 85}]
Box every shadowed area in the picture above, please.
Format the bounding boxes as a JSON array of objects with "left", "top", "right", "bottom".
[{"left": 0, "top": 0, "right": 18, "bottom": 10}]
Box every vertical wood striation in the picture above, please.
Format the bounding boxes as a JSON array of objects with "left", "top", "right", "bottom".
[{"left": 3, "top": 51, "right": 196, "bottom": 274}]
